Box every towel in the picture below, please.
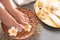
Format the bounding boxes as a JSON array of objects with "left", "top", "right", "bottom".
[
  {"left": 9, "top": 0, "right": 35, "bottom": 8},
  {"left": 0, "top": 0, "right": 35, "bottom": 9}
]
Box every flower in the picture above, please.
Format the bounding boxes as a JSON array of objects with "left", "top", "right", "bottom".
[
  {"left": 8, "top": 27, "right": 18, "bottom": 37},
  {"left": 25, "top": 24, "right": 32, "bottom": 32}
]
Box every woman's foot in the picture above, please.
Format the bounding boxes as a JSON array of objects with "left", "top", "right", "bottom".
[
  {"left": 0, "top": 7, "right": 24, "bottom": 34},
  {"left": 1, "top": 0, "right": 32, "bottom": 32}
]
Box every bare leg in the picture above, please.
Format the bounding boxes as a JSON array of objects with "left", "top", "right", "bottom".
[
  {"left": 0, "top": 7, "right": 23, "bottom": 32},
  {"left": 0, "top": 0, "right": 29, "bottom": 26}
]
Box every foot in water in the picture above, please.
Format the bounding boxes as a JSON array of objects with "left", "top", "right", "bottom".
[
  {"left": 0, "top": 0, "right": 32, "bottom": 32},
  {"left": 0, "top": 7, "right": 25, "bottom": 36}
]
